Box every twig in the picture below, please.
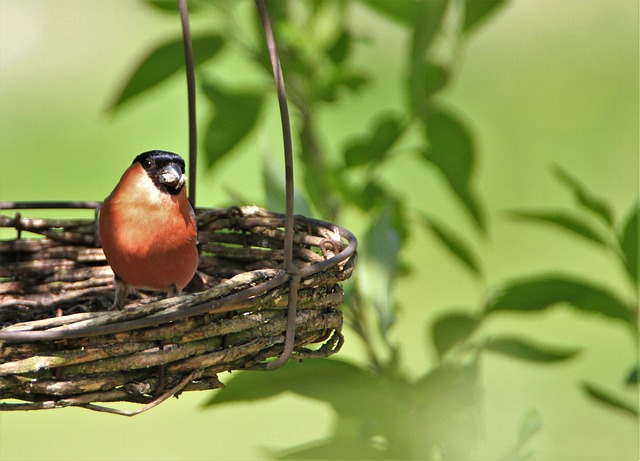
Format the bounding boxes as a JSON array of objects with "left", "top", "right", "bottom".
[
  {"left": 0, "top": 201, "right": 101, "bottom": 210},
  {"left": 81, "top": 368, "right": 201, "bottom": 416}
]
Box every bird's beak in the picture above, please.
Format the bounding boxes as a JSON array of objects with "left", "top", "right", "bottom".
[{"left": 160, "top": 163, "right": 187, "bottom": 189}]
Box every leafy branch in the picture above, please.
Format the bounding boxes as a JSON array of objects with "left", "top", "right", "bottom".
[{"left": 108, "top": 0, "right": 637, "bottom": 458}]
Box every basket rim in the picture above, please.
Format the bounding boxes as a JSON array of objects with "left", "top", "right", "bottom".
[{"left": 0, "top": 202, "right": 357, "bottom": 343}]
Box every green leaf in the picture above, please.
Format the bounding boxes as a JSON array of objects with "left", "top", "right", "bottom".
[
  {"left": 422, "top": 107, "right": 486, "bottom": 232},
  {"left": 205, "top": 360, "right": 369, "bottom": 407},
  {"left": 350, "top": 180, "right": 387, "bottom": 212},
  {"left": 205, "top": 359, "right": 392, "bottom": 420},
  {"left": 583, "top": 381, "right": 639, "bottom": 417},
  {"left": 626, "top": 364, "right": 639, "bottom": 385},
  {"left": 277, "top": 404, "right": 413, "bottom": 459},
  {"left": 263, "top": 154, "right": 313, "bottom": 217},
  {"left": 335, "top": 71, "right": 370, "bottom": 93},
  {"left": 361, "top": 0, "right": 422, "bottom": 26},
  {"left": 388, "top": 196, "right": 411, "bottom": 242},
  {"left": 423, "top": 61, "right": 449, "bottom": 98},
  {"left": 431, "top": 311, "right": 478, "bottom": 359},
  {"left": 277, "top": 437, "right": 394, "bottom": 460},
  {"left": 298, "top": 124, "right": 339, "bottom": 218},
  {"left": 619, "top": 200, "right": 638, "bottom": 285},
  {"left": 202, "top": 83, "right": 263, "bottom": 168},
  {"left": 508, "top": 210, "right": 608, "bottom": 246},
  {"left": 110, "top": 35, "right": 224, "bottom": 110},
  {"left": 327, "top": 30, "right": 351, "bottom": 65},
  {"left": 359, "top": 203, "right": 401, "bottom": 335},
  {"left": 463, "top": 0, "right": 509, "bottom": 35},
  {"left": 485, "top": 337, "right": 579, "bottom": 363},
  {"left": 488, "top": 275, "right": 633, "bottom": 324},
  {"left": 421, "top": 214, "right": 482, "bottom": 276},
  {"left": 499, "top": 409, "right": 542, "bottom": 461},
  {"left": 408, "top": 0, "right": 448, "bottom": 115},
  {"left": 554, "top": 166, "right": 614, "bottom": 225},
  {"left": 410, "top": 0, "right": 448, "bottom": 59},
  {"left": 516, "top": 409, "right": 542, "bottom": 447},
  {"left": 412, "top": 363, "right": 478, "bottom": 410},
  {"left": 410, "top": 363, "right": 480, "bottom": 460},
  {"left": 344, "top": 113, "right": 404, "bottom": 168},
  {"left": 145, "top": 0, "right": 206, "bottom": 13},
  {"left": 316, "top": 68, "right": 370, "bottom": 102}
]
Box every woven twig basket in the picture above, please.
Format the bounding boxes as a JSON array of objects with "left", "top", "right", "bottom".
[{"left": 0, "top": 204, "right": 356, "bottom": 413}]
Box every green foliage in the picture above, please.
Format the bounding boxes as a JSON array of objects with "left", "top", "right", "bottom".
[
  {"left": 498, "top": 409, "right": 542, "bottom": 461},
  {"left": 358, "top": 204, "right": 401, "bottom": 336},
  {"left": 582, "top": 381, "right": 639, "bottom": 418},
  {"left": 620, "top": 200, "right": 639, "bottom": 286},
  {"left": 408, "top": 0, "right": 448, "bottom": 116},
  {"left": 431, "top": 310, "right": 478, "bottom": 360},
  {"left": 554, "top": 166, "right": 614, "bottom": 225},
  {"left": 343, "top": 113, "right": 404, "bottom": 168},
  {"left": 462, "top": 0, "right": 509, "bottom": 35},
  {"left": 112, "top": 0, "right": 637, "bottom": 458},
  {"left": 507, "top": 210, "right": 608, "bottom": 246},
  {"left": 488, "top": 275, "right": 632, "bottom": 324},
  {"left": 361, "top": 0, "right": 422, "bottom": 26},
  {"left": 420, "top": 213, "right": 482, "bottom": 276},
  {"left": 484, "top": 337, "right": 580, "bottom": 363},
  {"left": 110, "top": 35, "right": 224, "bottom": 110},
  {"left": 146, "top": 0, "right": 207, "bottom": 13},
  {"left": 422, "top": 107, "right": 486, "bottom": 231},
  {"left": 506, "top": 178, "right": 639, "bottom": 416},
  {"left": 206, "top": 358, "right": 480, "bottom": 460},
  {"left": 263, "top": 153, "right": 313, "bottom": 217},
  {"left": 207, "top": 360, "right": 388, "bottom": 419},
  {"left": 201, "top": 83, "right": 264, "bottom": 166}
]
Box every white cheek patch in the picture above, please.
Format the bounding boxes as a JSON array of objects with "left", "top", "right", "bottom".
[
  {"left": 116, "top": 175, "right": 176, "bottom": 245},
  {"left": 129, "top": 174, "right": 169, "bottom": 208}
]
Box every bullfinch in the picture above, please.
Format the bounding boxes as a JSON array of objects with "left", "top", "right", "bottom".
[{"left": 99, "top": 150, "right": 199, "bottom": 308}]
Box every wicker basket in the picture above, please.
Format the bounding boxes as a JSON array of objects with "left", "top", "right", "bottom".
[{"left": 0, "top": 204, "right": 356, "bottom": 414}]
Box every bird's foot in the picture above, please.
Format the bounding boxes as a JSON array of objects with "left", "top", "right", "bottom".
[
  {"left": 110, "top": 274, "right": 132, "bottom": 310},
  {"left": 167, "top": 283, "right": 182, "bottom": 299}
]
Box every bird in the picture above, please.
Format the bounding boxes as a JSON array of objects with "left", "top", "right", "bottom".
[{"left": 99, "top": 150, "right": 199, "bottom": 308}]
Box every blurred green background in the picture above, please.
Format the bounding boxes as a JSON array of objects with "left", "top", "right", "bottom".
[{"left": 0, "top": 1, "right": 637, "bottom": 460}]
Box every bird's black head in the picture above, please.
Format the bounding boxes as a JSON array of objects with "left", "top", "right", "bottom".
[{"left": 134, "top": 150, "right": 187, "bottom": 196}]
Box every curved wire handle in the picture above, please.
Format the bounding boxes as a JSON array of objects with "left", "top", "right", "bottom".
[
  {"left": 254, "top": 0, "right": 300, "bottom": 370},
  {"left": 181, "top": 0, "right": 299, "bottom": 369},
  {"left": 178, "top": 0, "right": 198, "bottom": 206}
]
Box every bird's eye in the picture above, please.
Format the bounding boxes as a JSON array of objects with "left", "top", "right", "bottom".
[{"left": 142, "top": 158, "right": 154, "bottom": 170}]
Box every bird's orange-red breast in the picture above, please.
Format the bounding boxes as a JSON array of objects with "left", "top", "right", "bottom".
[{"left": 99, "top": 151, "right": 198, "bottom": 305}]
